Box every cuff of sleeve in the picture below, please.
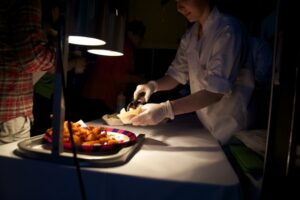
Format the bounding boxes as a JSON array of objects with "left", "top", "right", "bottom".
[
  {"left": 165, "top": 68, "right": 188, "bottom": 85},
  {"left": 148, "top": 80, "right": 158, "bottom": 93},
  {"left": 203, "top": 75, "right": 232, "bottom": 94},
  {"left": 164, "top": 100, "right": 175, "bottom": 120}
]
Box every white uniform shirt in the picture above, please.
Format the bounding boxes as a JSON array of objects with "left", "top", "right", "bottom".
[{"left": 166, "top": 8, "right": 255, "bottom": 144}]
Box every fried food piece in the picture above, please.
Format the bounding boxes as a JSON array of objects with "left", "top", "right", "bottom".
[
  {"left": 107, "top": 138, "right": 118, "bottom": 145},
  {"left": 82, "top": 140, "right": 101, "bottom": 145},
  {"left": 72, "top": 134, "right": 82, "bottom": 145},
  {"left": 45, "top": 121, "right": 120, "bottom": 146},
  {"left": 86, "top": 132, "right": 97, "bottom": 141}
]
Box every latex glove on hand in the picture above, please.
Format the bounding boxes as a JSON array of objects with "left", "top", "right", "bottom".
[
  {"left": 131, "top": 100, "right": 174, "bottom": 126},
  {"left": 133, "top": 81, "right": 158, "bottom": 102}
]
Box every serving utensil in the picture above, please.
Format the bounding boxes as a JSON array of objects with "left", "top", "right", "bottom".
[{"left": 126, "top": 92, "right": 146, "bottom": 111}]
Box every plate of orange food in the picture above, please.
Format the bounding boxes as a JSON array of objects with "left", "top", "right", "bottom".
[{"left": 43, "top": 121, "right": 137, "bottom": 152}]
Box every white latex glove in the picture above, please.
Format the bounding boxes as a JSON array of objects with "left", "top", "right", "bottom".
[
  {"left": 133, "top": 80, "right": 158, "bottom": 102},
  {"left": 131, "top": 100, "right": 174, "bottom": 126}
]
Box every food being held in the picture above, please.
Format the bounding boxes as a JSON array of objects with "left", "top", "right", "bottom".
[
  {"left": 117, "top": 105, "right": 143, "bottom": 124},
  {"left": 45, "top": 121, "right": 118, "bottom": 146},
  {"left": 102, "top": 105, "right": 143, "bottom": 125}
]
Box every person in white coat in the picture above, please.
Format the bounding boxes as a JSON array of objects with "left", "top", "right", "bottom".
[{"left": 131, "top": 0, "right": 255, "bottom": 145}]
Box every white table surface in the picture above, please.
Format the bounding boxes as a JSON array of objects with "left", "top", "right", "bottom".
[{"left": 0, "top": 114, "right": 241, "bottom": 200}]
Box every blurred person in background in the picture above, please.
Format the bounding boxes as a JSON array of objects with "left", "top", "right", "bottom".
[
  {"left": 30, "top": 0, "right": 59, "bottom": 137},
  {"left": 0, "top": 0, "right": 55, "bottom": 144}
]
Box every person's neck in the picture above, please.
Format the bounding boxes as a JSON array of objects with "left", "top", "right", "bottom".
[{"left": 197, "top": 6, "right": 211, "bottom": 32}]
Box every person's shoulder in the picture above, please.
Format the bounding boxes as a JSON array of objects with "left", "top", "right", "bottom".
[
  {"left": 217, "top": 9, "right": 246, "bottom": 32},
  {"left": 211, "top": 10, "right": 246, "bottom": 38}
]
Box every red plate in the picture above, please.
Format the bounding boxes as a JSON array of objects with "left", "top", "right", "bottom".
[{"left": 43, "top": 127, "right": 137, "bottom": 152}]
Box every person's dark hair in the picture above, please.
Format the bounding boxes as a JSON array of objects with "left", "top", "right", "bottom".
[
  {"left": 126, "top": 20, "right": 146, "bottom": 38},
  {"left": 208, "top": 0, "right": 217, "bottom": 8},
  {"left": 195, "top": 0, "right": 217, "bottom": 9}
]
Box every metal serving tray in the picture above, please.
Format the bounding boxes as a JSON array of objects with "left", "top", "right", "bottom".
[{"left": 15, "top": 134, "right": 145, "bottom": 167}]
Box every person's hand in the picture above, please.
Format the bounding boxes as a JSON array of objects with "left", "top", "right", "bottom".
[
  {"left": 131, "top": 100, "right": 174, "bottom": 126},
  {"left": 68, "top": 57, "right": 86, "bottom": 73},
  {"left": 133, "top": 81, "right": 158, "bottom": 102}
]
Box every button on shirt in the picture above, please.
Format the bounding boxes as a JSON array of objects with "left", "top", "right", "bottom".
[{"left": 166, "top": 8, "right": 255, "bottom": 144}]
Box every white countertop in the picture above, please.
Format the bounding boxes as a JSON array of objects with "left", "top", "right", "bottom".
[{"left": 0, "top": 114, "right": 241, "bottom": 200}]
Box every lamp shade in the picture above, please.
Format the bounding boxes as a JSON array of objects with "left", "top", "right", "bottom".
[
  {"left": 87, "top": 1, "right": 126, "bottom": 56},
  {"left": 68, "top": 0, "right": 106, "bottom": 46}
]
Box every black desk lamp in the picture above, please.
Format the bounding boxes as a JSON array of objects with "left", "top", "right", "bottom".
[{"left": 87, "top": 1, "right": 126, "bottom": 56}]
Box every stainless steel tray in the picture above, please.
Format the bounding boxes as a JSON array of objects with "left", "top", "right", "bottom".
[{"left": 15, "top": 134, "right": 145, "bottom": 167}]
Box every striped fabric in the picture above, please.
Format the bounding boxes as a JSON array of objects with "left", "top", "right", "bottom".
[{"left": 0, "top": 0, "right": 55, "bottom": 121}]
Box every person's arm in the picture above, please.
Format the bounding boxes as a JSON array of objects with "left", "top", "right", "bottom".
[
  {"left": 156, "top": 75, "right": 180, "bottom": 91},
  {"left": 170, "top": 89, "right": 223, "bottom": 115},
  {"left": 131, "top": 89, "right": 223, "bottom": 126}
]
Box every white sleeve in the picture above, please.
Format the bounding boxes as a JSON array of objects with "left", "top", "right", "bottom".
[{"left": 202, "top": 25, "right": 247, "bottom": 94}]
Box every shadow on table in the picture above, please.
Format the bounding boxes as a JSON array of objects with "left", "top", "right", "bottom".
[{"left": 143, "top": 137, "right": 220, "bottom": 152}]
